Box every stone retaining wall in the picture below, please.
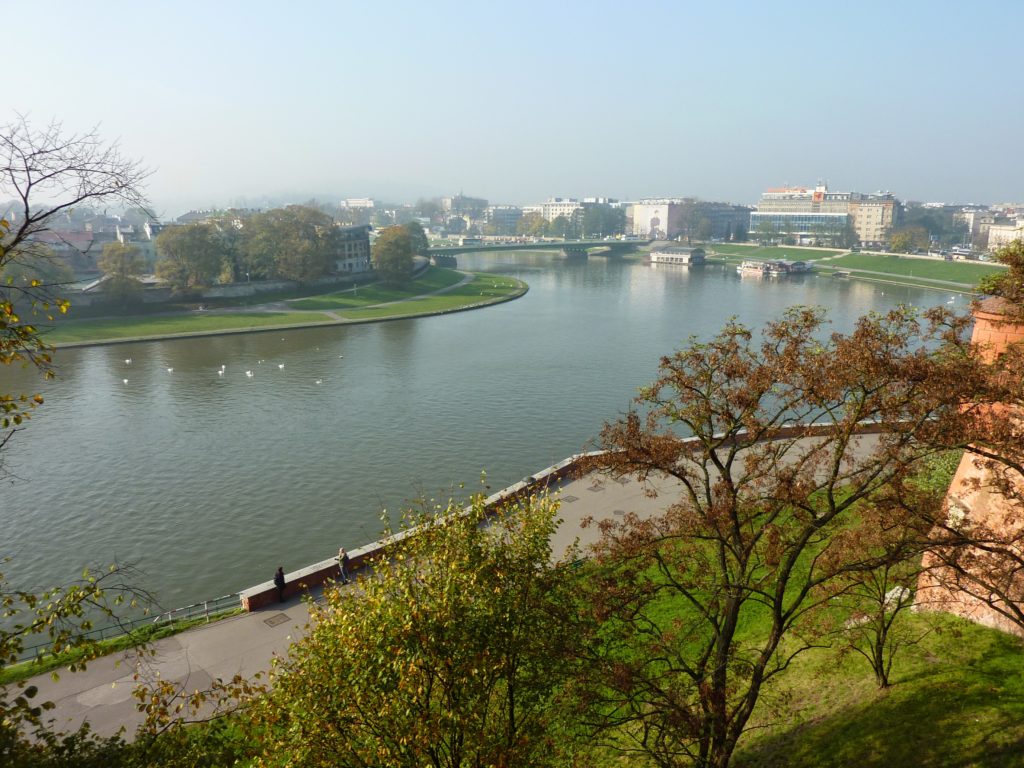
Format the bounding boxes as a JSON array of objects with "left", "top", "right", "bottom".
[{"left": 239, "top": 452, "right": 596, "bottom": 611}]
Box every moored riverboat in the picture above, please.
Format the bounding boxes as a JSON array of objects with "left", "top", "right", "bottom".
[
  {"left": 737, "top": 259, "right": 769, "bottom": 274},
  {"left": 650, "top": 246, "right": 705, "bottom": 265}
]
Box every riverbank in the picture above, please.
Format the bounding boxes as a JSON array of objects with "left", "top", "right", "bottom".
[
  {"left": 706, "top": 243, "right": 1003, "bottom": 293},
  {"left": 47, "top": 268, "right": 527, "bottom": 348}
]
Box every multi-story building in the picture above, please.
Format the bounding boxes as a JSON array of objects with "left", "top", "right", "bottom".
[
  {"left": 955, "top": 208, "right": 997, "bottom": 248},
  {"left": 750, "top": 184, "right": 900, "bottom": 246},
  {"left": 484, "top": 205, "right": 523, "bottom": 235},
  {"left": 987, "top": 220, "right": 1024, "bottom": 250},
  {"left": 848, "top": 194, "right": 899, "bottom": 247},
  {"left": 626, "top": 199, "right": 751, "bottom": 240},
  {"left": 442, "top": 194, "right": 488, "bottom": 217},
  {"left": 333, "top": 224, "right": 372, "bottom": 273},
  {"left": 538, "top": 197, "right": 583, "bottom": 222},
  {"left": 627, "top": 199, "right": 687, "bottom": 239}
]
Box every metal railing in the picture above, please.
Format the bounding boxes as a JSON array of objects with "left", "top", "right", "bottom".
[{"left": 13, "top": 592, "right": 241, "bottom": 664}]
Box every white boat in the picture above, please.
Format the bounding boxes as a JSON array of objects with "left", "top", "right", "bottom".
[
  {"left": 650, "top": 246, "right": 705, "bottom": 265},
  {"left": 737, "top": 260, "right": 769, "bottom": 274}
]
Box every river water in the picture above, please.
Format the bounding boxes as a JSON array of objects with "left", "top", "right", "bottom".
[{"left": 2, "top": 253, "right": 954, "bottom": 609}]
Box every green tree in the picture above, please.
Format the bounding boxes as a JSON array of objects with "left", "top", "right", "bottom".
[
  {"left": 732, "top": 220, "right": 748, "bottom": 242},
  {"left": 695, "top": 216, "right": 713, "bottom": 242},
  {"left": 516, "top": 212, "right": 548, "bottom": 237},
  {"left": 154, "top": 223, "right": 226, "bottom": 293},
  {"left": 254, "top": 494, "right": 584, "bottom": 768},
  {"left": 889, "top": 226, "right": 929, "bottom": 253},
  {"left": 371, "top": 226, "right": 414, "bottom": 284},
  {"left": 576, "top": 305, "right": 979, "bottom": 768},
  {"left": 403, "top": 220, "right": 429, "bottom": 255},
  {"left": 548, "top": 215, "right": 572, "bottom": 239},
  {"left": 97, "top": 241, "right": 146, "bottom": 304},
  {"left": 248, "top": 205, "right": 335, "bottom": 283},
  {"left": 755, "top": 219, "right": 775, "bottom": 244}
]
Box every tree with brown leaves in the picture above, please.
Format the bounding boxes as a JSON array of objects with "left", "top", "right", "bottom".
[{"left": 574, "top": 305, "right": 982, "bottom": 768}]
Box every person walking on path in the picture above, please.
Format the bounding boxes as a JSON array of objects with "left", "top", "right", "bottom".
[
  {"left": 274, "top": 566, "right": 286, "bottom": 602},
  {"left": 337, "top": 548, "right": 350, "bottom": 584}
]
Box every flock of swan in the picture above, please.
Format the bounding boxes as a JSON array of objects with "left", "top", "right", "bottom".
[{"left": 119, "top": 354, "right": 342, "bottom": 386}]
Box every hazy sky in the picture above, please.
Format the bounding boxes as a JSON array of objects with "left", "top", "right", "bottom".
[{"left": 11, "top": 1, "right": 1023, "bottom": 215}]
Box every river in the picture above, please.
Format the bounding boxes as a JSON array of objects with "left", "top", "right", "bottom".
[{"left": 2, "top": 253, "right": 957, "bottom": 609}]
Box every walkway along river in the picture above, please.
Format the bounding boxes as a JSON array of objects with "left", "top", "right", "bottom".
[{"left": 3, "top": 252, "right": 955, "bottom": 609}]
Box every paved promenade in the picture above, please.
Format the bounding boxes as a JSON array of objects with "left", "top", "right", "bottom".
[
  {"left": 20, "top": 432, "right": 881, "bottom": 738},
  {"left": 21, "top": 467, "right": 681, "bottom": 738}
]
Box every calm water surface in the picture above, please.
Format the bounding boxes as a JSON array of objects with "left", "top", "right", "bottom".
[{"left": 3, "top": 255, "right": 954, "bottom": 607}]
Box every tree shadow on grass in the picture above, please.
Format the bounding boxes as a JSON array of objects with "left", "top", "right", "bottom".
[{"left": 735, "top": 669, "right": 1024, "bottom": 768}]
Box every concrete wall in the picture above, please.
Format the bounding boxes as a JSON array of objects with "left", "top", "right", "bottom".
[{"left": 238, "top": 453, "right": 594, "bottom": 611}]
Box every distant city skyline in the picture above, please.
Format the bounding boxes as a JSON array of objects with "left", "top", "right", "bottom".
[{"left": 13, "top": 1, "right": 1023, "bottom": 217}]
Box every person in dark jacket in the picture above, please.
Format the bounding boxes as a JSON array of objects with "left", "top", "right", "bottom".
[
  {"left": 274, "top": 566, "right": 286, "bottom": 602},
  {"left": 338, "top": 547, "right": 350, "bottom": 584}
]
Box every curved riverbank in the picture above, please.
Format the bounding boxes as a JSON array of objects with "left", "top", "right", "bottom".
[{"left": 49, "top": 271, "right": 528, "bottom": 349}]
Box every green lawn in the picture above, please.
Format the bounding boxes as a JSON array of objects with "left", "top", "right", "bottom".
[
  {"left": 45, "top": 311, "right": 333, "bottom": 344},
  {"left": 287, "top": 266, "right": 465, "bottom": 310},
  {"left": 710, "top": 243, "right": 843, "bottom": 261},
  {"left": 337, "top": 274, "right": 525, "bottom": 320},
  {"left": 47, "top": 269, "right": 526, "bottom": 345},
  {"left": 823, "top": 253, "right": 1004, "bottom": 283},
  {"left": 734, "top": 614, "right": 1024, "bottom": 767}
]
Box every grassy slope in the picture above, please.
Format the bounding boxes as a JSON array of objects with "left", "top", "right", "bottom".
[
  {"left": 45, "top": 311, "right": 330, "bottom": 343},
  {"left": 734, "top": 614, "right": 1024, "bottom": 767},
  {"left": 824, "top": 253, "right": 1004, "bottom": 283},
  {"left": 287, "top": 266, "right": 465, "bottom": 310},
  {"left": 45, "top": 268, "right": 523, "bottom": 345},
  {"left": 710, "top": 244, "right": 843, "bottom": 261}
]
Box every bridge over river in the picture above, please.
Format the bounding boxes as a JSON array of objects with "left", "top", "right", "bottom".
[{"left": 428, "top": 238, "right": 651, "bottom": 260}]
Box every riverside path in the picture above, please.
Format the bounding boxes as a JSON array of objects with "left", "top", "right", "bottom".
[{"left": 17, "top": 433, "right": 883, "bottom": 739}]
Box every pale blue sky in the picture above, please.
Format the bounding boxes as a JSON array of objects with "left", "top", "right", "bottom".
[{"left": 11, "top": 0, "right": 1023, "bottom": 215}]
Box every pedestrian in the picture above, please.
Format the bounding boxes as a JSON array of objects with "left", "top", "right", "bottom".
[
  {"left": 274, "top": 566, "right": 286, "bottom": 603},
  {"left": 337, "top": 547, "right": 350, "bottom": 584}
]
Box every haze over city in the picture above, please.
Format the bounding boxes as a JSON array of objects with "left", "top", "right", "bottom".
[{"left": 16, "top": 0, "right": 1024, "bottom": 216}]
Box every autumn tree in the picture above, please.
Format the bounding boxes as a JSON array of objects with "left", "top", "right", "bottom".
[
  {"left": 97, "top": 241, "right": 146, "bottom": 304},
  {"left": 154, "top": 222, "right": 225, "bottom": 293},
  {"left": 371, "top": 225, "right": 414, "bottom": 284},
  {"left": 253, "top": 494, "right": 586, "bottom": 768},
  {"left": 574, "top": 305, "right": 982, "bottom": 768}
]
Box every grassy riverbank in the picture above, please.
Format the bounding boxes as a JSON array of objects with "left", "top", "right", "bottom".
[
  {"left": 45, "top": 268, "right": 526, "bottom": 346},
  {"left": 706, "top": 243, "right": 1004, "bottom": 292},
  {"left": 710, "top": 243, "right": 844, "bottom": 261}
]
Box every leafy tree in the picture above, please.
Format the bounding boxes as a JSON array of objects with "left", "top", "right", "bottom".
[
  {"left": 254, "top": 494, "right": 585, "bottom": 768},
  {"left": 402, "top": 220, "right": 429, "bottom": 255},
  {"left": 755, "top": 219, "right": 775, "bottom": 244},
  {"left": 979, "top": 238, "right": 1024, "bottom": 314},
  {"left": 371, "top": 225, "right": 414, "bottom": 284},
  {"left": 889, "top": 226, "right": 929, "bottom": 253},
  {"left": 581, "top": 204, "right": 625, "bottom": 239},
  {"left": 416, "top": 197, "right": 442, "bottom": 221},
  {"left": 244, "top": 205, "right": 335, "bottom": 283},
  {"left": 517, "top": 212, "right": 548, "bottom": 237},
  {"left": 548, "top": 215, "right": 572, "bottom": 239},
  {"left": 695, "top": 216, "right": 713, "bottom": 242},
  {"left": 575, "top": 305, "right": 979, "bottom": 768},
  {"left": 2, "top": 247, "right": 74, "bottom": 290},
  {"left": 732, "top": 220, "right": 748, "bottom": 242},
  {"left": 154, "top": 223, "right": 225, "bottom": 293},
  {"left": 97, "top": 241, "right": 146, "bottom": 304}
]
